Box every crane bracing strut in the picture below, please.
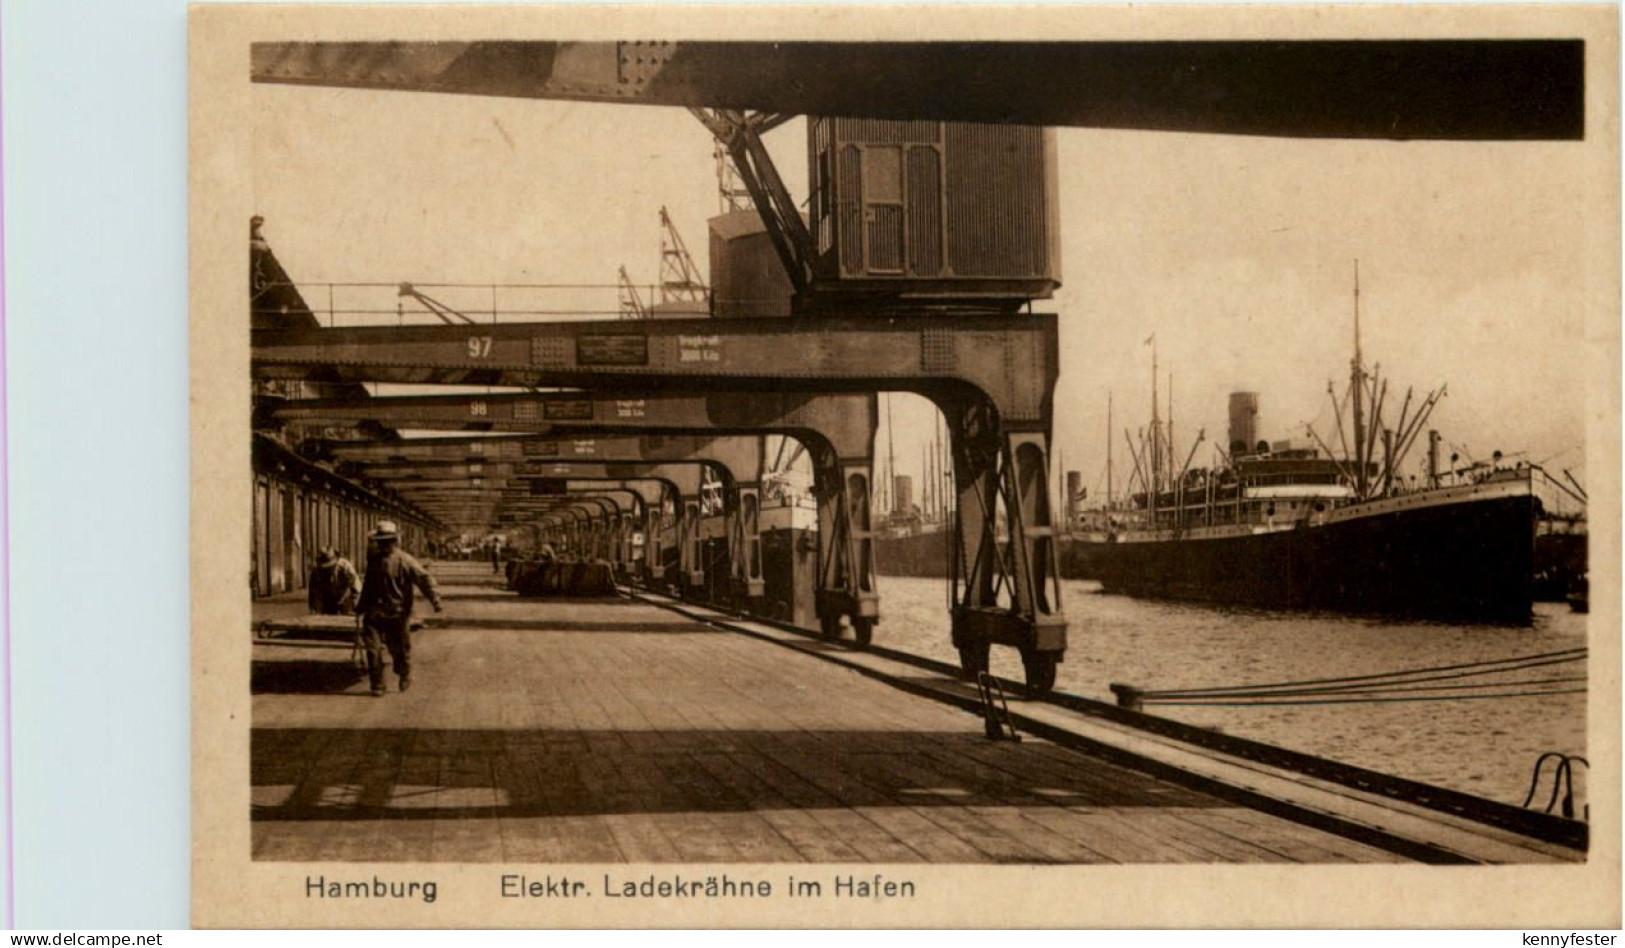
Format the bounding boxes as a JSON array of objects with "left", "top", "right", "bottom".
[
  {"left": 687, "top": 108, "right": 814, "bottom": 300},
  {"left": 616, "top": 266, "right": 648, "bottom": 319},
  {"left": 658, "top": 206, "right": 709, "bottom": 305}
]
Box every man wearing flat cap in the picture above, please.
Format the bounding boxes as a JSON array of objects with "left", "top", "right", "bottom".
[{"left": 356, "top": 520, "right": 443, "bottom": 697}]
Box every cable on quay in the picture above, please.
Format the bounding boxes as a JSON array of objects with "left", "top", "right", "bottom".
[
  {"left": 1159, "top": 674, "right": 1588, "bottom": 700},
  {"left": 1141, "top": 657, "right": 1587, "bottom": 701},
  {"left": 1145, "top": 686, "right": 1587, "bottom": 708},
  {"left": 1132, "top": 647, "right": 1587, "bottom": 705}
]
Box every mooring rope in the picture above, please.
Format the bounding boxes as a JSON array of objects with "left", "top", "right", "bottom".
[
  {"left": 1149, "top": 687, "right": 1587, "bottom": 708},
  {"left": 1167, "top": 674, "right": 1589, "bottom": 700},
  {"left": 1139, "top": 647, "right": 1585, "bottom": 697},
  {"left": 1144, "top": 655, "right": 1587, "bottom": 701},
  {"left": 1133, "top": 647, "right": 1588, "bottom": 707}
]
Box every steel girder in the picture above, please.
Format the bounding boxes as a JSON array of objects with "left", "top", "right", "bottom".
[
  {"left": 397, "top": 465, "right": 711, "bottom": 593},
  {"left": 412, "top": 481, "right": 653, "bottom": 520},
  {"left": 252, "top": 313, "right": 1055, "bottom": 425},
  {"left": 340, "top": 434, "right": 774, "bottom": 606},
  {"left": 443, "top": 486, "right": 657, "bottom": 563},
  {"left": 500, "top": 498, "right": 641, "bottom": 570},
  {"left": 527, "top": 496, "right": 625, "bottom": 564},
  {"left": 272, "top": 392, "right": 882, "bottom": 638},
  {"left": 393, "top": 459, "right": 724, "bottom": 601},
  {"left": 424, "top": 480, "right": 673, "bottom": 581},
  {"left": 249, "top": 40, "right": 1584, "bottom": 142}
]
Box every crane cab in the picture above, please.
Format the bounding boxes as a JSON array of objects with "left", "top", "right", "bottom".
[{"left": 806, "top": 118, "right": 1061, "bottom": 313}]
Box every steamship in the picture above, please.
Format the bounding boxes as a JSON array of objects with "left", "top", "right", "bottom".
[
  {"left": 872, "top": 394, "right": 957, "bottom": 579},
  {"left": 1067, "top": 321, "right": 1538, "bottom": 623},
  {"left": 873, "top": 509, "right": 952, "bottom": 578}
]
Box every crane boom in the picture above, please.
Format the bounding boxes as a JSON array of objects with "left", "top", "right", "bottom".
[
  {"left": 616, "top": 266, "right": 647, "bottom": 319},
  {"left": 658, "top": 207, "right": 708, "bottom": 305}
]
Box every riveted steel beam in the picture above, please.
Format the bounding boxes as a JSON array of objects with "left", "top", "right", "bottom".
[
  {"left": 399, "top": 466, "right": 710, "bottom": 596},
  {"left": 400, "top": 481, "right": 670, "bottom": 528},
  {"left": 418, "top": 478, "right": 677, "bottom": 583},
  {"left": 394, "top": 459, "right": 719, "bottom": 598},
  {"left": 296, "top": 389, "right": 874, "bottom": 460},
  {"left": 494, "top": 487, "right": 647, "bottom": 520},
  {"left": 329, "top": 432, "right": 772, "bottom": 468},
  {"left": 354, "top": 441, "right": 757, "bottom": 491},
  {"left": 387, "top": 461, "right": 715, "bottom": 490},
  {"left": 252, "top": 313, "right": 1056, "bottom": 425},
  {"left": 250, "top": 40, "right": 1584, "bottom": 141},
  {"left": 278, "top": 393, "right": 879, "bottom": 633},
  {"left": 346, "top": 434, "right": 772, "bottom": 607},
  {"left": 406, "top": 480, "right": 662, "bottom": 505}
]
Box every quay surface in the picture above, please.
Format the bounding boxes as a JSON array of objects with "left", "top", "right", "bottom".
[{"left": 250, "top": 562, "right": 1575, "bottom": 865}]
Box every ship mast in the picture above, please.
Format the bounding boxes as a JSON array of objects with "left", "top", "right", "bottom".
[
  {"left": 1106, "top": 391, "right": 1114, "bottom": 508},
  {"left": 885, "top": 393, "right": 897, "bottom": 515},
  {"left": 1149, "top": 336, "right": 1161, "bottom": 495},
  {"left": 1055, "top": 445, "right": 1067, "bottom": 534},
  {"left": 1167, "top": 372, "right": 1176, "bottom": 488},
  {"left": 1350, "top": 260, "right": 1368, "bottom": 498}
]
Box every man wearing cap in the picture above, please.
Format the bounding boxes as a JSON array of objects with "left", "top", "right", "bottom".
[
  {"left": 307, "top": 548, "right": 360, "bottom": 615},
  {"left": 356, "top": 520, "right": 443, "bottom": 697}
]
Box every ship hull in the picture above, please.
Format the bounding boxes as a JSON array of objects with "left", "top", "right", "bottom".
[
  {"left": 1532, "top": 527, "right": 1587, "bottom": 601},
  {"left": 874, "top": 528, "right": 951, "bottom": 578},
  {"left": 1087, "top": 484, "right": 1535, "bottom": 623},
  {"left": 1059, "top": 537, "right": 1109, "bottom": 580},
  {"left": 876, "top": 531, "right": 1105, "bottom": 580}
]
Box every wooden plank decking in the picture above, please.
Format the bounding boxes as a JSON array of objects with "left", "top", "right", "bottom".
[{"left": 250, "top": 561, "right": 1467, "bottom": 864}]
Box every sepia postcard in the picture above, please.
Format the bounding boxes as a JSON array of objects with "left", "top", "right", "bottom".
[{"left": 191, "top": 3, "right": 1621, "bottom": 928}]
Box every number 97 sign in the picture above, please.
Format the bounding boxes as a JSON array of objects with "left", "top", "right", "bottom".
[{"left": 467, "top": 336, "right": 494, "bottom": 359}]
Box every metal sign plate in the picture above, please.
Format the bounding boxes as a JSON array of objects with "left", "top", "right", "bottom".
[
  {"left": 577, "top": 334, "right": 649, "bottom": 366},
  {"left": 542, "top": 400, "right": 595, "bottom": 421}
]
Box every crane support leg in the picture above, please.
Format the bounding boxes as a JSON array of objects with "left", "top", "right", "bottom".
[
  {"left": 643, "top": 504, "right": 666, "bottom": 588},
  {"left": 622, "top": 512, "right": 640, "bottom": 580},
  {"left": 725, "top": 438, "right": 768, "bottom": 613},
  {"left": 812, "top": 450, "right": 879, "bottom": 645},
  {"left": 948, "top": 399, "right": 1067, "bottom": 693},
  {"left": 730, "top": 484, "right": 767, "bottom": 608},
  {"left": 679, "top": 498, "right": 704, "bottom": 599}
]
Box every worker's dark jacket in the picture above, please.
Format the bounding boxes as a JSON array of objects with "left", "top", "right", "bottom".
[
  {"left": 308, "top": 559, "right": 359, "bottom": 614},
  {"left": 357, "top": 547, "right": 441, "bottom": 619}
]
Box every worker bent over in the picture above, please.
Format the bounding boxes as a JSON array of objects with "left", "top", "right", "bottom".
[
  {"left": 356, "top": 520, "right": 443, "bottom": 697},
  {"left": 308, "top": 547, "right": 359, "bottom": 615}
]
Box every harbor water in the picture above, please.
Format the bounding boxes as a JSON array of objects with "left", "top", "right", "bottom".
[{"left": 874, "top": 576, "right": 1588, "bottom": 808}]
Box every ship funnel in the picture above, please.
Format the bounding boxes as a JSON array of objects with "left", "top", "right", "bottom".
[
  {"left": 1228, "top": 392, "right": 1260, "bottom": 457},
  {"left": 892, "top": 474, "right": 913, "bottom": 513}
]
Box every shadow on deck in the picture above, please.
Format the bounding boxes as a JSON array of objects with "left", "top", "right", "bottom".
[{"left": 251, "top": 726, "right": 1216, "bottom": 822}]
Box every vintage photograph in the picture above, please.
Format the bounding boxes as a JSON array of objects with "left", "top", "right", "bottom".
[{"left": 194, "top": 4, "right": 1619, "bottom": 928}]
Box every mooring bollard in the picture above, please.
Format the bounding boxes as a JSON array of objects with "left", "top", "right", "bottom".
[{"left": 1109, "top": 683, "right": 1144, "bottom": 712}]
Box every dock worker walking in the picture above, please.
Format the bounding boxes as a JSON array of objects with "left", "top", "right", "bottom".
[
  {"left": 356, "top": 520, "right": 443, "bottom": 697},
  {"left": 307, "top": 547, "right": 359, "bottom": 615}
]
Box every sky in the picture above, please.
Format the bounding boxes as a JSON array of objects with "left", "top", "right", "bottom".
[{"left": 253, "top": 70, "right": 1603, "bottom": 517}]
